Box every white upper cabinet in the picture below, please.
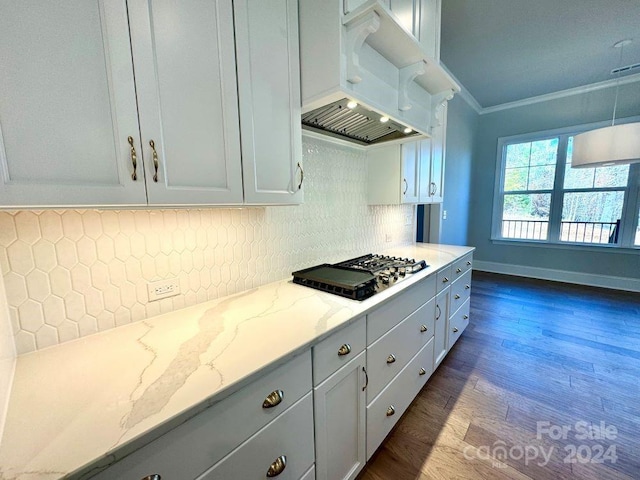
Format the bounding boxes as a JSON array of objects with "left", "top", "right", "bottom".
[
  {"left": 0, "top": 1, "right": 146, "bottom": 207},
  {"left": 388, "top": 0, "right": 441, "bottom": 60},
  {"left": 0, "top": 0, "right": 301, "bottom": 208},
  {"left": 234, "top": 0, "right": 303, "bottom": 205},
  {"left": 367, "top": 143, "right": 419, "bottom": 204},
  {"left": 418, "top": 102, "right": 446, "bottom": 204},
  {"left": 402, "top": 142, "right": 420, "bottom": 203},
  {"left": 128, "top": 0, "right": 243, "bottom": 206}
]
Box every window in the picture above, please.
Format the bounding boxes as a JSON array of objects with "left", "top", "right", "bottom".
[{"left": 493, "top": 122, "right": 640, "bottom": 248}]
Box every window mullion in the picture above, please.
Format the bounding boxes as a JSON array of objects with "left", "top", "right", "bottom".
[
  {"left": 618, "top": 164, "right": 640, "bottom": 246},
  {"left": 548, "top": 135, "right": 568, "bottom": 242}
]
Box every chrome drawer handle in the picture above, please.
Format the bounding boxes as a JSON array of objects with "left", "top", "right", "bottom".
[
  {"left": 466, "top": 261, "right": 472, "bottom": 266},
  {"left": 267, "top": 455, "right": 287, "bottom": 477},
  {"left": 386, "top": 405, "right": 396, "bottom": 416},
  {"left": 362, "top": 366, "right": 368, "bottom": 391},
  {"left": 465, "top": 284, "right": 470, "bottom": 289},
  {"left": 262, "top": 390, "right": 284, "bottom": 409},
  {"left": 436, "top": 304, "right": 441, "bottom": 320},
  {"left": 386, "top": 354, "right": 396, "bottom": 364},
  {"left": 442, "top": 277, "right": 449, "bottom": 283},
  {"left": 453, "top": 327, "right": 459, "bottom": 333},
  {"left": 338, "top": 343, "right": 352, "bottom": 356},
  {"left": 456, "top": 268, "right": 462, "bottom": 273},
  {"left": 463, "top": 315, "right": 469, "bottom": 320},
  {"left": 419, "top": 367, "right": 427, "bottom": 376},
  {"left": 454, "top": 294, "right": 461, "bottom": 299},
  {"left": 420, "top": 324, "right": 428, "bottom": 333},
  {"left": 142, "top": 476, "right": 161, "bottom": 480}
]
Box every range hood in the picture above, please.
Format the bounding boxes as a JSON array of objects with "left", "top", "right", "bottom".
[{"left": 299, "top": 0, "right": 460, "bottom": 147}]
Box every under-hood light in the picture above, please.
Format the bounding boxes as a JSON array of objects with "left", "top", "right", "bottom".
[
  {"left": 379, "top": 116, "right": 389, "bottom": 123},
  {"left": 404, "top": 127, "right": 413, "bottom": 134},
  {"left": 347, "top": 100, "right": 358, "bottom": 109}
]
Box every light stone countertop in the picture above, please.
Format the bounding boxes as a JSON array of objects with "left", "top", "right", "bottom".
[{"left": 0, "top": 243, "right": 474, "bottom": 480}]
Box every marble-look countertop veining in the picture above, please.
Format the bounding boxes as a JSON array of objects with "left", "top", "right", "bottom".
[{"left": 0, "top": 243, "right": 473, "bottom": 480}]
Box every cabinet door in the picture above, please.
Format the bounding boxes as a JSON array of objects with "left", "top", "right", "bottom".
[
  {"left": 401, "top": 142, "right": 419, "bottom": 203},
  {"left": 0, "top": 1, "right": 146, "bottom": 207},
  {"left": 390, "top": 0, "right": 418, "bottom": 36},
  {"left": 416, "top": 0, "right": 440, "bottom": 60},
  {"left": 128, "top": 0, "right": 244, "bottom": 205},
  {"left": 235, "top": 0, "right": 303, "bottom": 205},
  {"left": 429, "top": 102, "right": 447, "bottom": 203},
  {"left": 314, "top": 351, "right": 366, "bottom": 480},
  {"left": 434, "top": 288, "right": 449, "bottom": 367},
  {"left": 418, "top": 138, "right": 432, "bottom": 203}
]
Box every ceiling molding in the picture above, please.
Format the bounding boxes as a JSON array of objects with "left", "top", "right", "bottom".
[
  {"left": 440, "top": 63, "right": 483, "bottom": 114},
  {"left": 440, "top": 63, "right": 640, "bottom": 116}
]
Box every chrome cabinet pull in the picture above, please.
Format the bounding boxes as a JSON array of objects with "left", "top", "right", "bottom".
[
  {"left": 419, "top": 367, "right": 427, "bottom": 376},
  {"left": 362, "top": 366, "right": 368, "bottom": 391},
  {"left": 262, "top": 390, "right": 284, "bottom": 409},
  {"left": 466, "top": 261, "right": 472, "bottom": 266},
  {"left": 420, "top": 324, "right": 428, "bottom": 333},
  {"left": 456, "top": 267, "right": 462, "bottom": 273},
  {"left": 128, "top": 136, "right": 137, "bottom": 181},
  {"left": 149, "top": 140, "right": 159, "bottom": 182},
  {"left": 435, "top": 304, "right": 441, "bottom": 320},
  {"left": 465, "top": 284, "right": 470, "bottom": 290},
  {"left": 442, "top": 277, "right": 449, "bottom": 283},
  {"left": 453, "top": 327, "right": 459, "bottom": 333},
  {"left": 386, "top": 405, "right": 396, "bottom": 416},
  {"left": 430, "top": 181, "right": 436, "bottom": 196},
  {"left": 454, "top": 294, "right": 461, "bottom": 299},
  {"left": 141, "top": 476, "right": 161, "bottom": 480},
  {"left": 463, "top": 315, "right": 469, "bottom": 320},
  {"left": 338, "top": 343, "right": 352, "bottom": 356},
  {"left": 403, "top": 178, "right": 408, "bottom": 195},
  {"left": 266, "top": 455, "right": 287, "bottom": 477},
  {"left": 297, "top": 162, "right": 304, "bottom": 190},
  {"left": 386, "top": 354, "right": 396, "bottom": 364}
]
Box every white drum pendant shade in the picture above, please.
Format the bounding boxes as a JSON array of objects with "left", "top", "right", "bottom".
[{"left": 571, "top": 122, "right": 640, "bottom": 168}]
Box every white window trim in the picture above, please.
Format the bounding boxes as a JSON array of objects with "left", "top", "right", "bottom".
[{"left": 492, "top": 115, "right": 640, "bottom": 249}]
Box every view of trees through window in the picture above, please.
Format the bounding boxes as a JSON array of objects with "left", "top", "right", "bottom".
[{"left": 498, "top": 134, "right": 637, "bottom": 246}]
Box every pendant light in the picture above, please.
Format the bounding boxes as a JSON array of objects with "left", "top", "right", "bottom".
[{"left": 571, "top": 39, "right": 640, "bottom": 168}]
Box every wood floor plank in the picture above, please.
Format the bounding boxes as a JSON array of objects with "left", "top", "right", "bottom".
[{"left": 358, "top": 272, "right": 640, "bottom": 480}]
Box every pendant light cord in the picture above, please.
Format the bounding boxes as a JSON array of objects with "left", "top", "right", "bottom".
[{"left": 611, "top": 42, "right": 625, "bottom": 127}]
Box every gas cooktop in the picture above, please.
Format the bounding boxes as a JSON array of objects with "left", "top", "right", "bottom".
[{"left": 292, "top": 254, "right": 428, "bottom": 300}]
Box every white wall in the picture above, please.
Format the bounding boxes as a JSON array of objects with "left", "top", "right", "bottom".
[
  {"left": 0, "top": 273, "right": 16, "bottom": 439},
  {"left": 0, "top": 136, "right": 415, "bottom": 354}
]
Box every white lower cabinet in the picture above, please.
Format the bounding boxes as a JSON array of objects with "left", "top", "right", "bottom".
[
  {"left": 313, "top": 351, "right": 367, "bottom": 480},
  {"left": 448, "top": 298, "right": 470, "bottom": 350},
  {"left": 198, "top": 393, "right": 315, "bottom": 480},
  {"left": 366, "top": 338, "right": 434, "bottom": 460},
  {"left": 434, "top": 288, "right": 449, "bottom": 367}
]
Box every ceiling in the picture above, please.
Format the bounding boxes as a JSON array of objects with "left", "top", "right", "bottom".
[{"left": 440, "top": 0, "right": 640, "bottom": 109}]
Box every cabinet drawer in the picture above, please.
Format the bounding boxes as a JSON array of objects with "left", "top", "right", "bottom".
[
  {"left": 434, "top": 289, "right": 449, "bottom": 368},
  {"left": 450, "top": 269, "right": 472, "bottom": 316},
  {"left": 452, "top": 253, "right": 473, "bottom": 280},
  {"left": 92, "top": 351, "right": 312, "bottom": 480},
  {"left": 366, "top": 338, "right": 434, "bottom": 460},
  {"left": 366, "top": 297, "right": 435, "bottom": 403},
  {"left": 199, "top": 393, "right": 315, "bottom": 480},
  {"left": 367, "top": 275, "right": 436, "bottom": 344},
  {"left": 313, "top": 316, "right": 366, "bottom": 386},
  {"left": 449, "top": 298, "right": 470, "bottom": 350},
  {"left": 436, "top": 265, "right": 452, "bottom": 293}
]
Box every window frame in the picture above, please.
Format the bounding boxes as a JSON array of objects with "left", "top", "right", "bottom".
[{"left": 492, "top": 117, "right": 640, "bottom": 249}]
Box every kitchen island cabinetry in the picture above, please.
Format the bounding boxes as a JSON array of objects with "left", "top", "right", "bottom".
[{"left": 0, "top": 0, "right": 302, "bottom": 208}]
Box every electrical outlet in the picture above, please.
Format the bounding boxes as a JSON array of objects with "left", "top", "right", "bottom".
[
  {"left": 442, "top": 210, "right": 448, "bottom": 220},
  {"left": 404, "top": 213, "right": 412, "bottom": 226},
  {"left": 385, "top": 233, "right": 392, "bottom": 243},
  {"left": 148, "top": 278, "right": 180, "bottom": 302}
]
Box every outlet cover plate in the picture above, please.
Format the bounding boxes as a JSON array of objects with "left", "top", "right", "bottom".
[{"left": 148, "top": 278, "right": 180, "bottom": 302}]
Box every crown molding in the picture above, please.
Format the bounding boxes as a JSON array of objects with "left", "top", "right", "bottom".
[{"left": 439, "top": 63, "right": 640, "bottom": 116}]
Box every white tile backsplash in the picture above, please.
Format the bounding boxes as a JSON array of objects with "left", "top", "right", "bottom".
[
  {"left": 0, "top": 137, "right": 414, "bottom": 354},
  {"left": 0, "top": 271, "right": 16, "bottom": 437}
]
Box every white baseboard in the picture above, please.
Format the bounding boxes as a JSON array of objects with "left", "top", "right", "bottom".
[{"left": 473, "top": 260, "right": 640, "bottom": 293}]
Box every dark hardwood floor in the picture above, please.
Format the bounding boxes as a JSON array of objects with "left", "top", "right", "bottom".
[{"left": 359, "top": 271, "right": 640, "bottom": 480}]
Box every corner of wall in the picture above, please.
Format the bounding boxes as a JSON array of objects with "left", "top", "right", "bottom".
[{"left": 0, "top": 271, "right": 17, "bottom": 441}]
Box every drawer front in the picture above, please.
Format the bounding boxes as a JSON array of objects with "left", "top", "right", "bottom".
[
  {"left": 436, "top": 265, "right": 452, "bottom": 293},
  {"left": 313, "top": 316, "right": 366, "bottom": 386},
  {"left": 92, "top": 351, "right": 312, "bottom": 480},
  {"left": 450, "top": 269, "right": 472, "bottom": 316},
  {"left": 366, "top": 338, "right": 434, "bottom": 460},
  {"left": 366, "top": 297, "right": 435, "bottom": 403},
  {"left": 300, "top": 465, "right": 316, "bottom": 480},
  {"left": 448, "top": 298, "right": 470, "bottom": 350},
  {"left": 367, "top": 274, "right": 436, "bottom": 344},
  {"left": 199, "top": 393, "right": 315, "bottom": 480},
  {"left": 452, "top": 253, "right": 473, "bottom": 280}
]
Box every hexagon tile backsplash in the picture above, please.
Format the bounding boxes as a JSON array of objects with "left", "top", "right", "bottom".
[{"left": 0, "top": 137, "right": 415, "bottom": 354}]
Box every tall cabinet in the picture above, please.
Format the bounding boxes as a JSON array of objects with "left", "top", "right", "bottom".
[{"left": 0, "top": 0, "right": 302, "bottom": 208}]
